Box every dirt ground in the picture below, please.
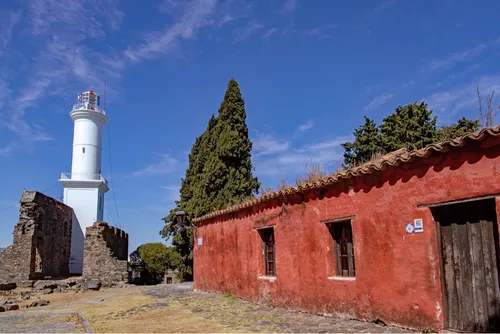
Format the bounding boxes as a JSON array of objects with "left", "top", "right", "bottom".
[{"left": 0, "top": 283, "right": 414, "bottom": 333}]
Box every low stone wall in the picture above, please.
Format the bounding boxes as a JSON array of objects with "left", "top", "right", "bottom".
[
  {"left": 0, "top": 191, "right": 73, "bottom": 281},
  {"left": 83, "top": 222, "right": 128, "bottom": 287}
]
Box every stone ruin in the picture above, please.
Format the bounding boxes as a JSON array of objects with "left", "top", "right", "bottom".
[
  {"left": 0, "top": 191, "right": 72, "bottom": 282},
  {"left": 83, "top": 222, "right": 129, "bottom": 287},
  {"left": 0, "top": 190, "right": 129, "bottom": 304}
]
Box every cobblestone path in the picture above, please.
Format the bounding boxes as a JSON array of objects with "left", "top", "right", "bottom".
[
  {"left": 0, "top": 283, "right": 415, "bottom": 333},
  {"left": 0, "top": 311, "right": 87, "bottom": 333},
  {"left": 143, "top": 284, "right": 414, "bottom": 333}
]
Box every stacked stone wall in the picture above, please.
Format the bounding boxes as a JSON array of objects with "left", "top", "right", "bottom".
[
  {"left": 82, "top": 222, "right": 128, "bottom": 287},
  {"left": 0, "top": 191, "right": 72, "bottom": 281}
]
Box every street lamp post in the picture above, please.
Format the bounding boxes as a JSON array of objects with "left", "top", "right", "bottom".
[
  {"left": 175, "top": 210, "right": 186, "bottom": 225},
  {"left": 175, "top": 210, "right": 197, "bottom": 234}
]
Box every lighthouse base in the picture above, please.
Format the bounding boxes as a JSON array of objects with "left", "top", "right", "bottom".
[{"left": 59, "top": 177, "right": 109, "bottom": 275}]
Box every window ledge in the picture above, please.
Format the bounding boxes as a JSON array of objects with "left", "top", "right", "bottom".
[
  {"left": 327, "top": 276, "right": 356, "bottom": 281},
  {"left": 258, "top": 276, "right": 277, "bottom": 282}
]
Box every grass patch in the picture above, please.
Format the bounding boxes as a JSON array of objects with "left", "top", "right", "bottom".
[{"left": 223, "top": 290, "right": 237, "bottom": 301}]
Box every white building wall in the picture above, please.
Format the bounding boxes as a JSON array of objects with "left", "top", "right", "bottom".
[{"left": 65, "top": 187, "right": 101, "bottom": 274}]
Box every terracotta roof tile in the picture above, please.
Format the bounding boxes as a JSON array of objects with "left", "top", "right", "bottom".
[{"left": 193, "top": 125, "right": 500, "bottom": 223}]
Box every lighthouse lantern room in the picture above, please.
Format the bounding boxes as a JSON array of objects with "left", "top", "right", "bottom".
[{"left": 59, "top": 90, "right": 109, "bottom": 275}]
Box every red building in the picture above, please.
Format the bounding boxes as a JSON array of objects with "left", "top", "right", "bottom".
[{"left": 192, "top": 126, "right": 500, "bottom": 332}]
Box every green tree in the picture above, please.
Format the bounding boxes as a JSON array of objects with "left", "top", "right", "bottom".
[
  {"left": 137, "top": 243, "right": 180, "bottom": 283},
  {"left": 341, "top": 102, "right": 480, "bottom": 168},
  {"left": 379, "top": 102, "right": 437, "bottom": 152},
  {"left": 341, "top": 116, "right": 382, "bottom": 167},
  {"left": 436, "top": 117, "right": 480, "bottom": 141},
  {"left": 160, "top": 78, "right": 260, "bottom": 280},
  {"left": 204, "top": 78, "right": 260, "bottom": 209}
]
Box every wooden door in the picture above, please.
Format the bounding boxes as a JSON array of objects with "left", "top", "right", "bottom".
[{"left": 433, "top": 199, "right": 500, "bottom": 332}]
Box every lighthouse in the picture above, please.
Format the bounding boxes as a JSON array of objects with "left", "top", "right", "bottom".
[{"left": 59, "top": 90, "right": 109, "bottom": 275}]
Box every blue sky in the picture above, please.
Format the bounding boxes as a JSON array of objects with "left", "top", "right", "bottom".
[{"left": 1, "top": 0, "right": 499, "bottom": 252}]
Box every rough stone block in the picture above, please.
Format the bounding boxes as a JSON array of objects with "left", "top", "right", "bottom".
[
  {"left": 4, "top": 304, "right": 19, "bottom": 311},
  {"left": 18, "top": 280, "right": 34, "bottom": 288},
  {"left": 84, "top": 279, "right": 102, "bottom": 291},
  {"left": 27, "top": 300, "right": 49, "bottom": 308},
  {"left": 0, "top": 282, "right": 16, "bottom": 291},
  {"left": 33, "top": 281, "right": 58, "bottom": 290}
]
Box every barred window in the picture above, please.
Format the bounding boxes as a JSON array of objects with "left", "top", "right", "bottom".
[
  {"left": 260, "top": 228, "right": 276, "bottom": 277},
  {"left": 328, "top": 221, "right": 355, "bottom": 277}
]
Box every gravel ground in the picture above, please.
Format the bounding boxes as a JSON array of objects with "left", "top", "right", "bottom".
[
  {"left": 143, "top": 284, "right": 414, "bottom": 333},
  {"left": 0, "top": 311, "right": 87, "bottom": 333},
  {"left": 0, "top": 283, "right": 415, "bottom": 333}
]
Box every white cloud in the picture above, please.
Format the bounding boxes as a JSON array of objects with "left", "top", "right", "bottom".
[
  {"left": 369, "top": 0, "right": 396, "bottom": 16},
  {"left": 0, "top": 11, "right": 21, "bottom": 56},
  {"left": 162, "top": 185, "right": 180, "bottom": 203},
  {"left": 428, "top": 37, "right": 500, "bottom": 71},
  {"left": 283, "top": 0, "right": 297, "bottom": 13},
  {"left": 0, "top": 145, "right": 13, "bottom": 157},
  {"left": 364, "top": 93, "right": 395, "bottom": 112},
  {"left": 0, "top": 0, "right": 126, "bottom": 156},
  {"left": 233, "top": 21, "right": 264, "bottom": 42},
  {"left": 298, "top": 119, "right": 315, "bottom": 132},
  {"left": 402, "top": 80, "right": 416, "bottom": 88},
  {"left": 254, "top": 132, "right": 352, "bottom": 179},
  {"left": 134, "top": 154, "right": 180, "bottom": 175},
  {"left": 252, "top": 132, "right": 290, "bottom": 156},
  {"left": 125, "top": 0, "right": 217, "bottom": 61},
  {"left": 262, "top": 28, "right": 277, "bottom": 39},
  {"left": 425, "top": 74, "right": 500, "bottom": 120},
  {"left": 301, "top": 23, "right": 337, "bottom": 39},
  {"left": 218, "top": 14, "right": 234, "bottom": 27},
  {"left": 302, "top": 136, "right": 351, "bottom": 151}
]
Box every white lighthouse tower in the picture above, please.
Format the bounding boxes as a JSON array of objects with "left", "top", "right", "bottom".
[{"left": 59, "top": 90, "right": 109, "bottom": 275}]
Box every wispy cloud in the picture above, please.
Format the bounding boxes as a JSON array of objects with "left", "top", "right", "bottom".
[
  {"left": 233, "top": 21, "right": 264, "bottom": 42},
  {"left": 402, "top": 80, "right": 416, "bottom": 88},
  {"left": 162, "top": 185, "right": 180, "bottom": 203},
  {"left": 0, "top": 145, "right": 13, "bottom": 157},
  {"left": 425, "top": 74, "right": 500, "bottom": 122},
  {"left": 0, "top": 0, "right": 126, "bottom": 156},
  {"left": 0, "top": 11, "right": 21, "bottom": 56},
  {"left": 429, "top": 45, "right": 486, "bottom": 71},
  {"left": 254, "top": 132, "right": 352, "bottom": 180},
  {"left": 369, "top": 0, "right": 397, "bottom": 16},
  {"left": 218, "top": 14, "right": 234, "bottom": 27},
  {"left": 262, "top": 28, "right": 277, "bottom": 39},
  {"left": 301, "top": 23, "right": 337, "bottom": 39},
  {"left": 282, "top": 0, "right": 297, "bottom": 13},
  {"left": 428, "top": 37, "right": 500, "bottom": 71},
  {"left": 298, "top": 119, "right": 315, "bottom": 132},
  {"left": 252, "top": 132, "right": 290, "bottom": 157},
  {"left": 125, "top": 0, "right": 217, "bottom": 61},
  {"left": 364, "top": 93, "right": 395, "bottom": 112},
  {"left": 134, "top": 154, "right": 180, "bottom": 175}
]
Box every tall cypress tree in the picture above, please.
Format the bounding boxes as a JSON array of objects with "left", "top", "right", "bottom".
[
  {"left": 160, "top": 78, "right": 260, "bottom": 280},
  {"left": 204, "top": 78, "right": 260, "bottom": 210}
]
